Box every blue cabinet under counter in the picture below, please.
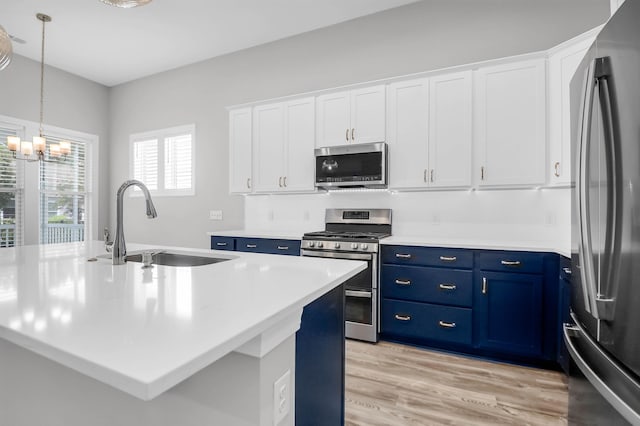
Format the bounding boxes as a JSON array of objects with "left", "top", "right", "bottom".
[{"left": 210, "top": 236, "right": 300, "bottom": 256}]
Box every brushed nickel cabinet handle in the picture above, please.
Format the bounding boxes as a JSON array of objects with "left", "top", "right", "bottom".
[
  {"left": 283, "top": 176, "right": 287, "bottom": 187},
  {"left": 277, "top": 246, "right": 289, "bottom": 250},
  {"left": 430, "top": 169, "right": 434, "bottom": 183},
  {"left": 554, "top": 162, "right": 561, "bottom": 177},
  {"left": 439, "top": 284, "right": 457, "bottom": 291},
  {"left": 424, "top": 169, "right": 427, "bottom": 183},
  {"left": 246, "top": 244, "right": 257, "bottom": 248},
  {"left": 394, "top": 314, "right": 411, "bottom": 321},
  {"left": 246, "top": 178, "right": 251, "bottom": 189},
  {"left": 563, "top": 267, "right": 572, "bottom": 275},
  {"left": 346, "top": 128, "right": 349, "bottom": 141},
  {"left": 395, "top": 279, "right": 411, "bottom": 286},
  {"left": 216, "top": 242, "right": 228, "bottom": 247},
  {"left": 438, "top": 320, "right": 456, "bottom": 328},
  {"left": 501, "top": 260, "right": 522, "bottom": 266},
  {"left": 278, "top": 177, "right": 283, "bottom": 187},
  {"left": 439, "top": 256, "right": 457, "bottom": 262},
  {"left": 481, "top": 166, "right": 485, "bottom": 181},
  {"left": 395, "top": 253, "right": 412, "bottom": 259},
  {"left": 351, "top": 128, "right": 355, "bottom": 141},
  {"left": 482, "top": 277, "right": 488, "bottom": 294}
]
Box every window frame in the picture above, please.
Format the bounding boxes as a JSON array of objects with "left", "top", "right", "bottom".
[{"left": 129, "top": 124, "right": 196, "bottom": 197}]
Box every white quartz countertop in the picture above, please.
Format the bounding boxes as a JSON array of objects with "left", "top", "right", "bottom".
[
  {"left": 0, "top": 241, "right": 365, "bottom": 400},
  {"left": 207, "top": 229, "right": 304, "bottom": 240},
  {"left": 382, "top": 235, "right": 570, "bottom": 258}
]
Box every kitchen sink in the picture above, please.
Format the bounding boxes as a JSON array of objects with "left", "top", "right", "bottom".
[{"left": 125, "top": 251, "right": 231, "bottom": 267}]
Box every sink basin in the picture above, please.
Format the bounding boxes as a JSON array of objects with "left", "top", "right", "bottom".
[{"left": 125, "top": 251, "right": 231, "bottom": 267}]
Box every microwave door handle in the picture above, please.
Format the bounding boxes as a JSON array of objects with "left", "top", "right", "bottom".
[
  {"left": 594, "top": 57, "right": 620, "bottom": 321},
  {"left": 577, "top": 58, "right": 599, "bottom": 317}
]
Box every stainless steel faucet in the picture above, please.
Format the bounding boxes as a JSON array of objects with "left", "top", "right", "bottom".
[{"left": 112, "top": 179, "right": 158, "bottom": 265}]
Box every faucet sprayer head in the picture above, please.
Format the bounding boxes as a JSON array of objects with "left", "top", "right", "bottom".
[{"left": 146, "top": 199, "right": 158, "bottom": 219}]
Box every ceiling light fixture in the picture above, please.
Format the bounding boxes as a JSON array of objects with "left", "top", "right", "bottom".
[
  {"left": 0, "top": 24, "right": 12, "bottom": 70},
  {"left": 6, "top": 14, "right": 72, "bottom": 162},
  {"left": 99, "top": 0, "right": 153, "bottom": 8}
]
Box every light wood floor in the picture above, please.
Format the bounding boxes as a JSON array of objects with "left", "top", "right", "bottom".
[{"left": 345, "top": 340, "right": 568, "bottom": 426}]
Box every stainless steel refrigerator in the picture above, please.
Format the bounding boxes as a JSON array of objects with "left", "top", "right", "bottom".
[{"left": 566, "top": 0, "right": 640, "bottom": 424}]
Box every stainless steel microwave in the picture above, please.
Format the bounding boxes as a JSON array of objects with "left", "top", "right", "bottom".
[{"left": 314, "top": 142, "right": 387, "bottom": 189}]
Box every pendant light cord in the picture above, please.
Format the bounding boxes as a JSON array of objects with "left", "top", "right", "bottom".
[{"left": 39, "top": 15, "right": 46, "bottom": 138}]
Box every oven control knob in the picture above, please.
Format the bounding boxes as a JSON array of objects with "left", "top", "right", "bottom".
[
  {"left": 317, "top": 242, "right": 324, "bottom": 248},
  {"left": 335, "top": 243, "right": 341, "bottom": 249},
  {"left": 361, "top": 243, "right": 368, "bottom": 250},
  {"left": 308, "top": 241, "right": 315, "bottom": 248},
  {"left": 351, "top": 243, "right": 358, "bottom": 250}
]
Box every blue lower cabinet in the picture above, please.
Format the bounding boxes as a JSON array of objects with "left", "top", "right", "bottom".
[
  {"left": 235, "top": 237, "right": 300, "bottom": 256},
  {"left": 269, "top": 239, "right": 301, "bottom": 256},
  {"left": 210, "top": 236, "right": 235, "bottom": 251},
  {"left": 475, "top": 271, "right": 543, "bottom": 358},
  {"left": 381, "top": 299, "right": 472, "bottom": 346},
  {"left": 296, "top": 284, "right": 344, "bottom": 426},
  {"left": 557, "top": 257, "right": 572, "bottom": 374},
  {"left": 381, "top": 265, "right": 472, "bottom": 307}
]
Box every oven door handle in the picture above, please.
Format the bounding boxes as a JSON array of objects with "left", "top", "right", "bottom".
[
  {"left": 300, "top": 249, "right": 374, "bottom": 261},
  {"left": 345, "top": 290, "right": 372, "bottom": 298}
]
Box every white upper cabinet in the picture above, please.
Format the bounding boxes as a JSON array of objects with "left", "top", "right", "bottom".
[
  {"left": 548, "top": 35, "right": 596, "bottom": 185},
  {"left": 316, "top": 85, "right": 385, "bottom": 147},
  {"left": 229, "top": 107, "right": 253, "bottom": 194},
  {"left": 387, "top": 72, "right": 472, "bottom": 190},
  {"left": 474, "top": 58, "right": 547, "bottom": 187},
  {"left": 387, "top": 78, "right": 430, "bottom": 189},
  {"left": 429, "top": 71, "right": 472, "bottom": 188},
  {"left": 252, "top": 97, "right": 315, "bottom": 193}
]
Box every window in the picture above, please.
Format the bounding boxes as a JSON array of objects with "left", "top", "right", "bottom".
[
  {"left": 0, "top": 123, "right": 24, "bottom": 247},
  {"left": 130, "top": 124, "right": 195, "bottom": 196},
  {"left": 0, "top": 114, "right": 97, "bottom": 247}
]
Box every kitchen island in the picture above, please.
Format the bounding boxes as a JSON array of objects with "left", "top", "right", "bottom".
[{"left": 0, "top": 241, "right": 365, "bottom": 426}]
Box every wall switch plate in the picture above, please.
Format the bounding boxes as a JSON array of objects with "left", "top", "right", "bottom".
[
  {"left": 209, "top": 210, "right": 223, "bottom": 220},
  {"left": 273, "top": 369, "right": 291, "bottom": 425}
]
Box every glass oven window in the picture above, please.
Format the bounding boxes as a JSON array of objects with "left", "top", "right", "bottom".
[{"left": 346, "top": 296, "right": 373, "bottom": 325}]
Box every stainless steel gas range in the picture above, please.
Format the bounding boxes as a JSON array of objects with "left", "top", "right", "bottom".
[{"left": 301, "top": 208, "right": 392, "bottom": 343}]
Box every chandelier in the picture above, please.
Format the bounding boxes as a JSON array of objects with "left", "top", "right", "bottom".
[
  {"left": 6, "top": 14, "right": 72, "bottom": 162},
  {"left": 100, "top": 0, "right": 153, "bottom": 8}
]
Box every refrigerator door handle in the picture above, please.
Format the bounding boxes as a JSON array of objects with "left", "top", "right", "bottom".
[
  {"left": 576, "top": 58, "right": 599, "bottom": 316},
  {"left": 594, "top": 56, "right": 619, "bottom": 321},
  {"left": 564, "top": 315, "right": 640, "bottom": 425}
]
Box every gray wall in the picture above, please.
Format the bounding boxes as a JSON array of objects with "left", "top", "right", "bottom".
[
  {"left": 0, "top": 54, "right": 110, "bottom": 240},
  {"left": 109, "top": 0, "right": 608, "bottom": 249}
]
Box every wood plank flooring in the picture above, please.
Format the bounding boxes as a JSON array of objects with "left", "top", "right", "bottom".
[{"left": 345, "top": 340, "right": 568, "bottom": 426}]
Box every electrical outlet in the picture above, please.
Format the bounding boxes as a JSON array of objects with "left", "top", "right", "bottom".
[
  {"left": 209, "top": 210, "right": 223, "bottom": 221},
  {"left": 273, "top": 369, "right": 291, "bottom": 425}
]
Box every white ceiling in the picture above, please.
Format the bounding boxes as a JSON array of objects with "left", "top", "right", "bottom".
[{"left": 1, "top": 0, "right": 420, "bottom": 87}]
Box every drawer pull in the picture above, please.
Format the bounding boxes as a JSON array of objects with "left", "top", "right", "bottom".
[
  {"left": 246, "top": 244, "right": 257, "bottom": 248},
  {"left": 482, "top": 277, "right": 488, "bottom": 294},
  {"left": 345, "top": 290, "right": 372, "bottom": 298},
  {"left": 395, "top": 279, "right": 411, "bottom": 286},
  {"left": 216, "top": 242, "right": 228, "bottom": 247},
  {"left": 395, "top": 253, "right": 412, "bottom": 259},
  {"left": 563, "top": 267, "right": 572, "bottom": 275},
  {"left": 439, "top": 256, "right": 457, "bottom": 262},
  {"left": 439, "top": 284, "right": 457, "bottom": 291},
  {"left": 438, "top": 320, "right": 457, "bottom": 328},
  {"left": 277, "top": 246, "right": 289, "bottom": 250},
  {"left": 501, "top": 260, "right": 522, "bottom": 266},
  {"left": 394, "top": 314, "right": 411, "bottom": 321}
]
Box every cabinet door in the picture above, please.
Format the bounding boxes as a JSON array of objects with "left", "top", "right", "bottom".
[
  {"left": 429, "top": 71, "right": 472, "bottom": 188},
  {"left": 316, "top": 91, "right": 350, "bottom": 147},
  {"left": 548, "top": 37, "right": 594, "bottom": 185},
  {"left": 253, "top": 103, "right": 285, "bottom": 193},
  {"left": 350, "top": 85, "right": 386, "bottom": 144},
  {"left": 229, "top": 107, "right": 253, "bottom": 193},
  {"left": 387, "top": 78, "right": 429, "bottom": 189},
  {"left": 476, "top": 271, "right": 543, "bottom": 357},
  {"left": 283, "top": 97, "right": 315, "bottom": 192},
  {"left": 475, "top": 59, "right": 546, "bottom": 187}
]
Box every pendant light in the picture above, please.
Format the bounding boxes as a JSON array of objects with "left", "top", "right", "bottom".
[{"left": 0, "top": 24, "right": 12, "bottom": 70}]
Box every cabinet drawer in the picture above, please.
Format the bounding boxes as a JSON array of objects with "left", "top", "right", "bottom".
[
  {"left": 476, "top": 251, "right": 543, "bottom": 274},
  {"left": 211, "top": 236, "right": 235, "bottom": 251},
  {"left": 382, "top": 245, "right": 473, "bottom": 269},
  {"left": 560, "top": 256, "right": 572, "bottom": 281},
  {"left": 235, "top": 237, "right": 301, "bottom": 256},
  {"left": 236, "top": 237, "right": 268, "bottom": 253},
  {"left": 381, "top": 265, "right": 472, "bottom": 307},
  {"left": 269, "top": 239, "right": 301, "bottom": 256},
  {"left": 381, "top": 299, "right": 472, "bottom": 346}
]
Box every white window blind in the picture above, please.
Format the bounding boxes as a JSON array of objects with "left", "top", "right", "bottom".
[
  {"left": 40, "top": 134, "right": 88, "bottom": 245},
  {"left": 130, "top": 124, "right": 194, "bottom": 196},
  {"left": 0, "top": 125, "right": 23, "bottom": 247}
]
